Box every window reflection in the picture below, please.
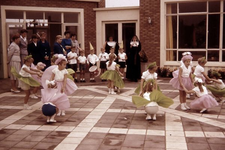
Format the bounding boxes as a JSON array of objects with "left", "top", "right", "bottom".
[
  {"left": 166, "top": 16, "right": 177, "bottom": 49},
  {"left": 166, "top": 50, "right": 177, "bottom": 61},
  {"left": 208, "top": 51, "right": 219, "bottom": 61},
  {"left": 208, "top": 14, "right": 220, "bottom": 48},
  {"left": 179, "top": 15, "right": 206, "bottom": 48},
  {"left": 179, "top": 2, "right": 206, "bottom": 13}
]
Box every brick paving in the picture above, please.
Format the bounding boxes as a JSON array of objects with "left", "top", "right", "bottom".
[{"left": 0, "top": 78, "right": 225, "bottom": 150}]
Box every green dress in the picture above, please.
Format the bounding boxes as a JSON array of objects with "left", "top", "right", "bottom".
[
  {"left": 206, "top": 85, "right": 225, "bottom": 97},
  {"left": 132, "top": 90, "right": 174, "bottom": 108},
  {"left": 11, "top": 67, "right": 40, "bottom": 87},
  {"left": 100, "top": 70, "right": 124, "bottom": 88},
  {"left": 67, "top": 68, "right": 75, "bottom": 81}
]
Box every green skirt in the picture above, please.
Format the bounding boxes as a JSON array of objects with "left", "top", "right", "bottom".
[
  {"left": 100, "top": 70, "right": 124, "bottom": 88},
  {"left": 135, "top": 79, "right": 160, "bottom": 95},
  {"left": 11, "top": 67, "right": 40, "bottom": 87},
  {"left": 132, "top": 90, "right": 174, "bottom": 108},
  {"left": 206, "top": 85, "right": 225, "bottom": 97},
  {"left": 67, "top": 68, "right": 75, "bottom": 81}
]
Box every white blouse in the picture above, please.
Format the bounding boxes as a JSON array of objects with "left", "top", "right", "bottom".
[
  {"left": 193, "top": 86, "right": 208, "bottom": 97},
  {"left": 52, "top": 66, "right": 68, "bottom": 82},
  {"left": 180, "top": 65, "right": 192, "bottom": 78},
  {"left": 19, "top": 64, "right": 31, "bottom": 77},
  {"left": 106, "top": 61, "right": 116, "bottom": 70},
  {"left": 141, "top": 70, "right": 157, "bottom": 81},
  {"left": 213, "top": 79, "right": 225, "bottom": 90}
]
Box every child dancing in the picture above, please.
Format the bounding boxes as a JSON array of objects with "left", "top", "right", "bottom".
[
  {"left": 41, "top": 55, "right": 77, "bottom": 117},
  {"left": 194, "top": 57, "right": 212, "bottom": 83},
  {"left": 206, "top": 71, "right": 225, "bottom": 102},
  {"left": 11, "top": 55, "right": 42, "bottom": 109},
  {"left": 185, "top": 78, "right": 218, "bottom": 113},
  {"left": 170, "top": 55, "right": 194, "bottom": 110},
  {"left": 135, "top": 62, "right": 158, "bottom": 95},
  {"left": 132, "top": 81, "right": 173, "bottom": 120},
  {"left": 100, "top": 54, "right": 124, "bottom": 94}
]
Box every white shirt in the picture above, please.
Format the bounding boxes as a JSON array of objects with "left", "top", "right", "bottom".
[
  {"left": 118, "top": 52, "right": 126, "bottom": 62},
  {"left": 141, "top": 70, "right": 157, "bottom": 81},
  {"left": 99, "top": 52, "right": 109, "bottom": 61},
  {"left": 130, "top": 41, "right": 139, "bottom": 47},
  {"left": 78, "top": 56, "right": 87, "bottom": 64},
  {"left": 87, "top": 54, "right": 99, "bottom": 65},
  {"left": 52, "top": 66, "right": 68, "bottom": 82},
  {"left": 33, "top": 42, "right": 37, "bottom": 47},
  {"left": 194, "top": 65, "right": 204, "bottom": 78},
  {"left": 180, "top": 65, "right": 192, "bottom": 78},
  {"left": 193, "top": 86, "right": 208, "bottom": 97},
  {"left": 213, "top": 79, "right": 225, "bottom": 89},
  {"left": 143, "top": 92, "right": 151, "bottom": 101},
  {"left": 19, "top": 64, "right": 31, "bottom": 77},
  {"left": 67, "top": 52, "right": 78, "bottom": 64},
  {"left": 107, "top": 41, "right": 116, "bottom": 48},
  {"left": 106, "top": 61, "right": 116, "bottom": 70}
]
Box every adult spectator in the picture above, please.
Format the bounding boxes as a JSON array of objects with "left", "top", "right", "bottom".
[
  {"left": 19, "top": 29, "right": 28, "bottom": 65},
  {"left": 71, "top": 33, "right": 81, "bottom": 55},
  {"left": 62, "top": 31, "right": 72, "bottom": 54},
  {"left": 104, "top": 36, "right": 119, "bottom": 55},
  {"left": 126, "top": 35, "right": 141, "bottom": 82},
  {"left": 53, "top": 35, "right": 66, "bottom": 55},
  {"left": 28, "top": 34, "right": 41, "bottom": 65},
  {"left": 8, "top": 34, "right": 21, "bottom": 92},
  {"left": 38, "top": 32, "right": 51, "bottom": 69}
]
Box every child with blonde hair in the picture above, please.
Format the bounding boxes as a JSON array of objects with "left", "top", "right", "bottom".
[{"left": 100, "top": 54, "right": 124, "bottom": 94}]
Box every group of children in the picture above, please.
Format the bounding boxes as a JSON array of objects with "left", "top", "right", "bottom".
[
  {"left": 10, "top": 41, "right": 127, "bottom": 122},
  {"left": 170, "top": 52, "right": 223, "bottom": 113},
  {"left": 132, "top": 52, "right": 225, "bottom": 121},
  {"left": 65, "top": 42, "right": 127, "bottom": 83}
]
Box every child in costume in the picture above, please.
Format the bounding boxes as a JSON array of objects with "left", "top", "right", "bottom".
[
  {"left": 100, "top": 54, "right": 124, "bottom": 94},
  {"left": 99, "top": 48, "right": 109, "bottom": 79},
  {"left": 118, "top": 44, "right": 127, "bottom": 78},
  {"left": 67, "top": 46, "right": 78, "bottom": 82},
  {"left": 132, "top": 81, "right": 173, "bottom": 120},
  {"left": 87, "top": 42, "right": 99, "bottom": 82},
  {"left": 206, "top": 71, "right": 225, "bottom": 102},
  {"left": 11, "top": 55, "right": 42, "bottom": 109},
  {"left": 194, "top": 57, "right": 212, "bottom": 83},
  {"left": 78, "top": 50, "right": 87, "bottom": 82},
  {"left": 180, "top": 52, "right": 193, "bottom": 99},
  {"left": 41, "top": 55, "right": 77, "bottom": 116},
  {"left": 42, "top": 102, "right": 58, "bottom": 123},
  {"left": 170, "top": 55, "right": 194, "bottom": 110},
  {"left": 135, "top": 62, "right": 158, "bottom": 95},
  {"left": 185, "top": 78, "right": 218, "bottom": 113},
  {"left": 30, "top": 61, "right": 46, "bottom": 98}
]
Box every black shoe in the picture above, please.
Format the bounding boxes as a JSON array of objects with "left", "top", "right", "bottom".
[
  {"left": 75, "top": 79, "right": 78, "bottom": 82},
  {"left": 83, "top": 80, "right": 86, "bottom": 82}
]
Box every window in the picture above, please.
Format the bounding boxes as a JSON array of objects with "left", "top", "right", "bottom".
[{"left": 165, "top": 1, "right": 224, "bottom": 62}]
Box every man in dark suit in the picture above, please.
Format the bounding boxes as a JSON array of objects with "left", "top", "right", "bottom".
[
  {"left": 28, "top": 34, "right": 41, "bottom": 65},
  {"left": 53, "top": 35, "right": 66, "bottom": 55}
]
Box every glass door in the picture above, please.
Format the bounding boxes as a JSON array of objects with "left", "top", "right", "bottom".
[{"left": 6, "top": 23, "right": 24, "bottom": 46}]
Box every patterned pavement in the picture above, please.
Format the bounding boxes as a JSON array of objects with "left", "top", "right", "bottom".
[{"left": 0, "top": 78, "right": 225, "bottom": 150}]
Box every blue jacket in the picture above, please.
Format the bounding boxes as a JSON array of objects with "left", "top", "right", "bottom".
[{"left": 53, "top": 42, "right": 64, "bottom": 55}]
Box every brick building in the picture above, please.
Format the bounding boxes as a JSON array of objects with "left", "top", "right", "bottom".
[{"left": 1, "top": 0, "right": 225, "bottom": 78}]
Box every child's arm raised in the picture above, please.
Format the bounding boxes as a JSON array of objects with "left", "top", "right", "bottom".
[{"left": 23, "top": 68, "right": 41, "bottom": 77}]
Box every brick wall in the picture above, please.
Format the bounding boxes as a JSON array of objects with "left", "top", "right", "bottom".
[
  {"left": 140, "top": 0, "right": 160, "bottom": 66},
  {"left": 0, "top": 0, "right": 97, "bottom": 55},
  {"left": 98, "top": 0, "right": 105, "bottom": 8}
]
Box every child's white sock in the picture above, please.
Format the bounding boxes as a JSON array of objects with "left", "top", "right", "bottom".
[{"left": 61, "top": 110, "right": 65, "bottom": 116}]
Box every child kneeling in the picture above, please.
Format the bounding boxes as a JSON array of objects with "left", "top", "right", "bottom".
[{"left": 42, "top": 102, "right": 58, "bottom": 123}]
